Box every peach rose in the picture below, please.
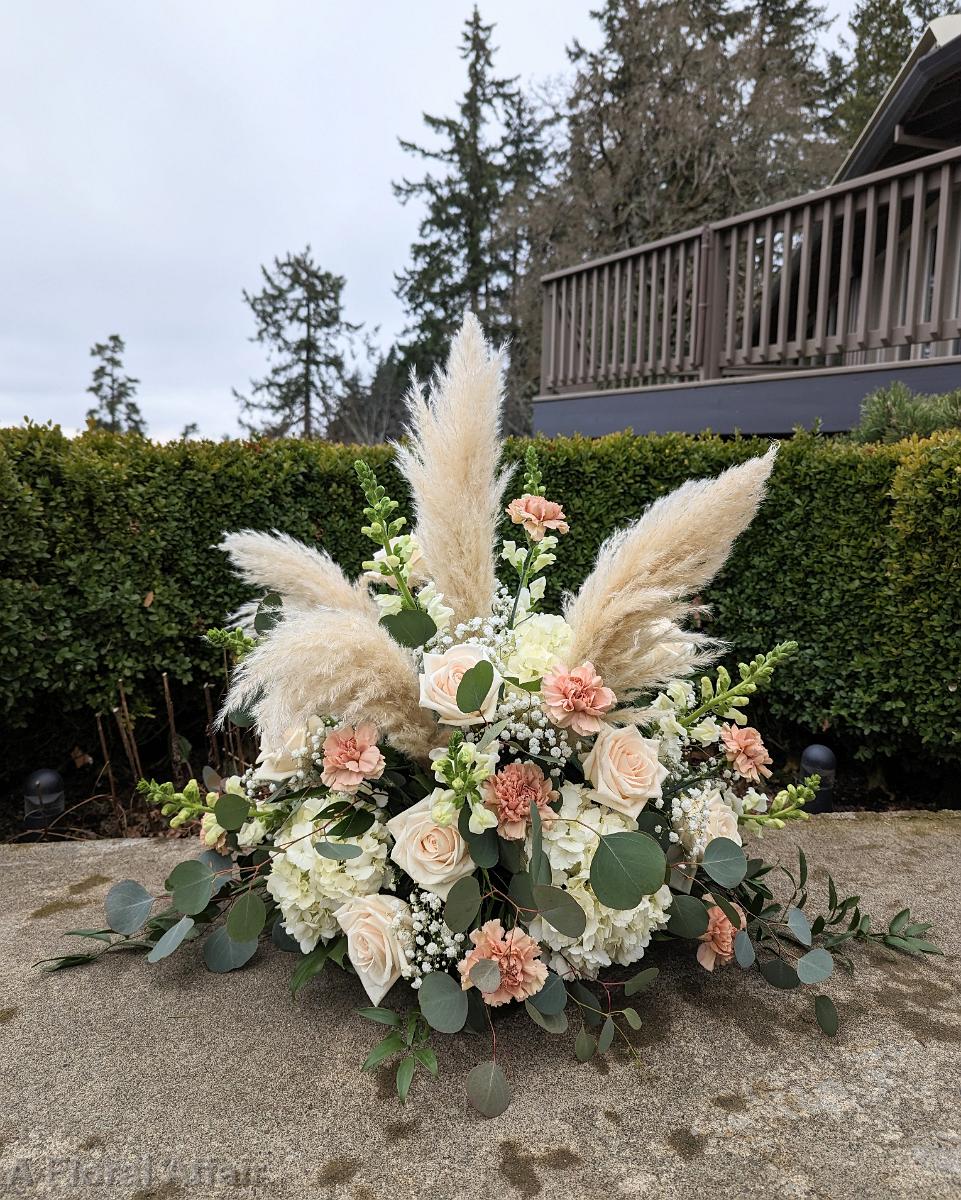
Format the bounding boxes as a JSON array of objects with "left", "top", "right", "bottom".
[
  {"left": 541, "top": 661, "right": 616, "bottom": 736},
  {"left": 696, "top": 894, "right": 746, "bottom": 971},
  {"left": 721, "top": 724, "right": 773, "bottom": 782},
  {"left": 582, "top": 723, "right": 668, "bottom": 819},
  {"left": 482, "top": 762, "right": 558, "bottom": 840},
  {"left": 506, "top": 494, "right": 569, "bottom": 542},
  {"left": 321, "top": 722, "right": 385, "bottom": 793},
  {"left": 386, "top": 796, "right": 476, "bottom": 899},
  {"left": 419, "top": 644, "right": 500, "bottom": 726},
  {"left": 458, "top": 919, "right": 547, "bottom": 1006},
  {"left": 336, "top": 894, "right": 413, "bottom": 1005}
]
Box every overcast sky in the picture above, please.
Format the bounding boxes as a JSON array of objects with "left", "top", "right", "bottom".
[{"left": 1, "top": 1, "right": 853, "bottom": 440}]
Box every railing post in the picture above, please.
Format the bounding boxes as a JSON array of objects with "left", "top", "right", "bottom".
[
  {"left": 540, "top": 279, "right": 554, "bottom": 395},
  {"left": 697, "top": 226, "right": 724, "bottom": 381}
]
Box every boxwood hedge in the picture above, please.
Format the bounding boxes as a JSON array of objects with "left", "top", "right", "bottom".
[{"left": 1, "top": 422, "right": 958, "bottom": 792}]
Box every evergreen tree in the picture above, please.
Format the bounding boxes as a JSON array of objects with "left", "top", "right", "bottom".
[
  {"left": 834, "top": 0, "right": 952, "bottom": 147},
  {"left": 234, "top": 247, "right": 361, "bottom": 439},
  {"left": 327, "top": 347, "right": 409, "bottom": 445},
  {"left": 393, "top": 7, "right": 519, "bottom": 378},
  {"left": 85, "top": 334, "right": 146, "bottom": 434}
]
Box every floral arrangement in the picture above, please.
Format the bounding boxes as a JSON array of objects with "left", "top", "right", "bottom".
[{"left": 45, "top": 317, "right": 938, "bottom": 1117}]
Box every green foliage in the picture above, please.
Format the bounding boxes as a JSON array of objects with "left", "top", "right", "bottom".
[
  {"left": 852, "top": 382, "right": 961, "bottom": 444},
  {"left": 86, "top": 334, "right": 146, "bottom": 436},
  {"left": 2, "top": 425, "right": 960, "bottom": 790}
]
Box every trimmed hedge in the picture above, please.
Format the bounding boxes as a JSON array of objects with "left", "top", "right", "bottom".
[{"left": 1, "top": 424, "right": 959, "bottom": 784}]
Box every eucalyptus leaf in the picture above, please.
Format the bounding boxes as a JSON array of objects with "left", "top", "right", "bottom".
[
  {"left": 568, "top": 980, "right": 603, "bottom": 1029},
  {"left": 623, "top": 1007, "right": 643, "bottom": 1030},
  {"left": 290, "top": 945, "right": 328, "bottom": 996},
  {"left": 226, "top": 890, "right": 267, "bottom": 942},
  {"left": 532, "top": 884, "right": 587, "bottom": 939},
  {"left": 466, "top": 1061, "right": 511, "bottom": 1118},
  {"left": 529, "top": 971, "right": 567, "bottom": 1015},
  {"left": 146, "top": 915, "right": 194, "bottom": 963},
  {"left": 498, "top": 836, "right": 524, "bottom": 874},
  {"left": 104, "top": 880, "right": 154, "bottom": 935},
  {"left": 469, "top": 958, "right": 502, "bottom": 993},
  {"left": 814, "top": 994, "right": 839, "bottom": 1036},
  {"left": 666, "top": 893, "right": 709, "bottom": 939},
  {"left": 623, "top": 965, "right": 659, "bottom": 996},
  {"left": 525, "top": 1000, "right": 568, "bottom": 1034},
  {"left": 380, "top": 608, "right": 437, "bottom": 648},
  {"left": 314, "top": 841, "right": 362, "bottom": 861},
  {"left": 734, "top": 929, "right": 755, "bottom": 968},
  {"left": 590, "top": 832, "right": 666, "bottom": 910},
  {"left": 574, "top": 1025, "right": 596, "bottom": 1062},
  {"left": 759, "top": 957, "right": 802, "bottom": 989},
  {"left": 443, "top": 874, "right": 482, "bottom": 934},
  {"left": 214, "top": 791, "right": 250, "bottom": 832},
  {"left": 202, "top": 765, "right": 223, "bottom": 792},
  {"left": 787, "top": 905, "right": 813, "bottom": 946},
  {"left": 701, "top": 837, "right": 748, "bottom": 888},
  {"left": 455, "top": 659, "right": 495, "bottom": 714},
  {"left": 202, "top": 925, "right": 258, "bottom": 973},
  {"left": 419, "top": 970, "right": 469, "bottom": 1033},
  {"left": 797, "top": 946, "right": 834, "bottom": 984},
  {"left": 597, "top": 1016, "right": 615, "bottom": 1054},
  {"left": 166, "top": 860, "right": 215, "bottom": 916},
  {"left": 271, "top": 918, "right": 302, "bottom": 953}
]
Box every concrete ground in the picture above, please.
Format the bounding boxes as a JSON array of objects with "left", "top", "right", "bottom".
[{"left": 0, "top": 811, "right": 958, "bottom": 1200}]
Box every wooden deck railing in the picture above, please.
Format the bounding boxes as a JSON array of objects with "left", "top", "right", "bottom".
[{"left": 540, "top": 145, "right": 961, "bottom": 394}]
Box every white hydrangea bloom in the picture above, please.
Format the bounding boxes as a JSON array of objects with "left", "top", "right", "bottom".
[
  {"left": 526, "top": 783, "right": 673, "bottom": 978},
  {"left": 266, "top": 794, "right": 390, "bottom": 953},
  {"left": 503, "top": 613, "right": 574, "bottom": 683}
]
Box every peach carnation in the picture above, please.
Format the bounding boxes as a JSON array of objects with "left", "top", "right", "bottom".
[
  {"left": 541, "top": 662, "right": 615, "bottom": 736},
  {"left": 320, "top": 722, "right": 385, "bottom": 793},
  {"left": 458, "top": 919, "right": 548, "bottom": 1006},
  {"left": 721, "top": 724, "right": 773, "bottom": 782},
  {"left": 506, "top": 494, "right": 569, "bottom": 542},
  {"left": 481, "top": 762, "right": 558, "bottom": 841},
  {"left": 697, "top": 894, "right": 747, "bottom": 971}
]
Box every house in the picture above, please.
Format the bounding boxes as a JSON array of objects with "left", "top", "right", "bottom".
[{"left": 533, "top": 16, "right": 961, "bottom": 437}]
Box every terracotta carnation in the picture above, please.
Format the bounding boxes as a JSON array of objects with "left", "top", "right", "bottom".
[
  {"left": 321, "top": 722, "right": 386, "bottom": 793},
  {"left": 506, "top": 494, "right": 569, "bottom": 542},
  {"left": 482, "top": 762, "right": 558, "bottom": 840},
  {"left": 721, "top": 724, "right": 773, "bottom": 782},
  {"left": 697, "top": 894, "right": 747, "bottom": 971},
  {"left": 458, "top": 919, "right": 548, "bottom": 1006}
]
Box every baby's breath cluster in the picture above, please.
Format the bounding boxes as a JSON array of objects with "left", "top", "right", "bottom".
[{"left": 401, "top": 889, "right": 466, "bottom": 988}]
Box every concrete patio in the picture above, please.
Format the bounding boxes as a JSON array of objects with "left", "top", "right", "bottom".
[{"left": 1, "top": 811, "right": 958, "bottom": 1200}]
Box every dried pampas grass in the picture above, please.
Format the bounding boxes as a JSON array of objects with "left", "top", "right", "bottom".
[
  {"left": 221, "top": 608, "right": 437, "bottom": 763},
  {"left": 394, "top": 313, "right": 511, "bottom": 628},
  {"left": 220, "top": 530, "right": 374, "bottom": 618},
  {"left": 564, "top": 445, "right": 777, "bottom": 698}
]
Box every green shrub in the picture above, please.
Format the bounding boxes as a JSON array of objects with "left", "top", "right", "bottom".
[
  {"left": 1, "top": 423, "right": 959, "bottom": 789},
  {"left": 852, "top": 381, "right": 961, "bottom": 443}
]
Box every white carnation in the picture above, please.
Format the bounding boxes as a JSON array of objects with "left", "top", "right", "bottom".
[
  {"left": 526, "top": 783, "right": 673, "bottom": 978},
  {"left": 266, "top": 794, "right": 390, "bottom": 953}
]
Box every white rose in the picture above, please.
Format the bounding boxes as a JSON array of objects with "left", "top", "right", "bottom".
[
  {"left": 254, "top": 716, "right": 325, "bottom": 782},
  {"left": 418, "top": 645, "right": 500, "bottom": 726},
  {"left": 503, "top": 613, "right": 574, "bottom": 684},
  {"left": 386, "top": 796, "right": 476, "bottom": 898},
  {"left": 336, "top": 894, "right": 413, "bottom": 1006},
  {"left": 583, "top": 724, "right": 668, "bottom": 819},
  {"left": 706, "top": 793, "right": 742, "bottom": 846}
]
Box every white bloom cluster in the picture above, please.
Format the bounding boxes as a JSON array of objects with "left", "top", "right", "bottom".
[
  {"left": 266, "top": 794, "right": 391, "bottom": 953},
  {"left": 671, "top": 782, "right": 742, "bottom": 860},
  {"left": 494, "top": 688, "right": 574, "bottom": 778},
  {"left": 400, "top": 888, "right": 466, "bottom": 988},
  {"left": 526, "top": 783, "right": 673, "bottom": 977},
  {"left": 502, "top": 612, "right": 574, "bottom": 684}
]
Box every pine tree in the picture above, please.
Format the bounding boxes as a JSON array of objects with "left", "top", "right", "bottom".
[
  {"left": 85, "top": 335, "right": 146, "bottom": 434},
  {"left": 834, "top": 0, "right": 952, "bottom": 148},
  {"left": 393, "top": 7, "right": 519, "bottom": 378},
  {"left": 234, "top": 247, "right": 361, "bottom": 439}
]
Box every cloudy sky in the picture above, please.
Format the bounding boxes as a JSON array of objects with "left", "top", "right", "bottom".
[{"left": 1, "top": 1, "right": 853, "bottom": 440}]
